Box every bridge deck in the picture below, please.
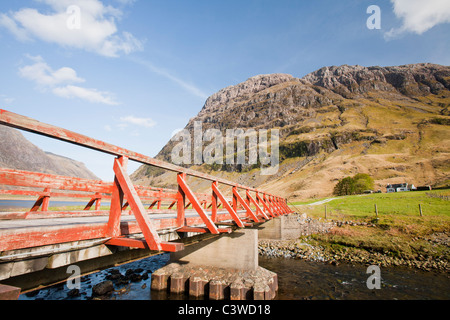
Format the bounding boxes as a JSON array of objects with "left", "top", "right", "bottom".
[
  {"left": 0, "top": 209, "right": 256, "bottom": 252},
  {"left": 0, "top": 209, "right": 244, "bottom": 231}
]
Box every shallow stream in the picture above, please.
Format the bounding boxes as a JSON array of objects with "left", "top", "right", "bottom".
[{"left": 18, "top": 254, "right": 450, "bottom": 300}]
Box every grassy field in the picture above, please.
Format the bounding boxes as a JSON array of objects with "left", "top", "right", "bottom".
[
  {"left": 292, "top": 190, "right": 450, "bottom": 219},
  {"left": 288, "top": 190, "right": 450, "bottom": 270}
]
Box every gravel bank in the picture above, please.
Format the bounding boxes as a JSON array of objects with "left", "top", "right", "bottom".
[{"left": 258, "top": 214, "right": 449, "bottom": 272}]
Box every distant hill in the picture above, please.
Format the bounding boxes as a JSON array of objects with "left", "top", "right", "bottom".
[
  {"left": 0, "top": 125, "right": 99, "bottom": 180},
  {"left": 131, "top": 63, "right": 450, "bottom": 201}
]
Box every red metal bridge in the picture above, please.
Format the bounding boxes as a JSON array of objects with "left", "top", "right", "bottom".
[{"left": 0, "top": 109, "right": 293, "bottom": 260}]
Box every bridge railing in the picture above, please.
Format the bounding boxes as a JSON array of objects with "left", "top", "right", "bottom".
[
  {"left": 0, "top": 167, "right": 219, "bottom": 219},
  {"left": 0, "top": 109, "right": 293, "bottom": 253}
]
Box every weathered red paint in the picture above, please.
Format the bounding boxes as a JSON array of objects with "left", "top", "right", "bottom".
[
  {"left": 246, "top": 190, "right": 269, "bottom": 220},
  {"left": 232, "top": 187, "right": 260, "bottom": 223},
  {"left": 0, "top": 109, "right": 292, "bottom": 254},
  {"left": 0, "top": 109, "right": 272, "bottom": 191},
  {"left": 212, "top": 183, "right": 245, "bottom": 228},
  {"left": 114, "top": 157, "right": 166, "bottom": 251},
  {"left": 211, "top": 181, "right": 218, "bottom": 222},
  {"left": 177, "top": 174, "right": 219, "bottom": 234},
  {"left": 177, "top": 226, "right": 232, "bottom": 234}
]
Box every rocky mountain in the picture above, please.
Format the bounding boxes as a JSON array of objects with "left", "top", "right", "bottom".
[
  {"left": 131, "top": 63, "right": 450, "bottom": 200},
  {"left": 0, "top": 125, "right": 99, "bottom": 180}
]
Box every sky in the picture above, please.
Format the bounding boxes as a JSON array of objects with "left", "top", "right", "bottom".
[{"left": 0, "top": 0, "right": 449, "bottom": 181}]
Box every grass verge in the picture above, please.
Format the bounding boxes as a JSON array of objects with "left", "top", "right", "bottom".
[{"left": 287, "top": 190, "right": 450, "bottom": 271}]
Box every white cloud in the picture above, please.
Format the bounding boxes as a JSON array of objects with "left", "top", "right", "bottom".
[
  {"left": 53, "top": 85, "right": 118, "bottom": 105},
  {"left": 120, "top": 115, "right": 156, "bottom": 128},
  {"left": 0, "top": 0, "right": 142, "bottom": 57},
  {"left": 19, "top": 55, "right": 119, "bottom": 105},
  {"left": 386, "top": 0, "right": 450, "bottom": 39},
  {"left": 19, "top": 55, "right": 85, "bottom": 87},
  {"left": 0, "top": 13, "right": 30, "bottom": 41}
]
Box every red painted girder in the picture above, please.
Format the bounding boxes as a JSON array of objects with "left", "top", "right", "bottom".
[
  {"left": 177, "top": 173, "right": 186, "bottom": 228},
  {"left": 160, "top": 242, "right": 185, "bottom": 252},
  {"left": 108, "top": 156, "right": 126, "bottom": 238},
  {"left": 84, "top": 193, "right": 101, "bottom": 210},
  {"left": 232, "top": 187, "right": 260, "bottom": 223},
  {"left": 0, "top": 112, "right": 289, "bottom": 211},
  {"left": 0, "top": 168, "right": 112, "bottom": 194},
  {"left": 262, "top": 194, "right": 276, "bottom": 217},
  {"left": 211, "top": 181, "right": 218, "bottom": 222},
  {"left": 133, "top": 187, "right": 178, "bottom": 200},
  {"left": 105, "top": 238, "right": 184, "bottom": 252},
  {"left": 0, "top": 210, "right": 117, "bottom": 220},
  {"left": 216, "top": 221, "right": 253, "bottom": 227},
  {"left": 0, "top": 224, "right": 109, "bottom": 252},
  {"left": 177, "top": 226, "right": 232, "bottom": 234},
  {"left": 168, "top": 201, "right": 176, "bottom": 209},
  {"left": 113, "top": 157, "right": 165, "bottom": 251},
  {"left": 272, "top": 197, "right": 284, "bottom": 215},
  {"left": 0, "top": 209, "right": 251, "bottom": 251},
  {"left": 0, "top": 208, "right": 208, "bottom": 220},
  {"left": 211, "top": 183, "right": 245, "bottom": 228},
  {"left": 177, "top": 174, "right": 220, "bottom": 234},
  {"left": 0, "top": 189, "right": 112, "bottom": 201},
  {"left": 0, "top": 109, "right": 278, "bottom": 195},
  {"left": 246, "top": 190, "right": 270, "bottom": 220},
  {"left": 105, "top": 237, "right": 148, "bottom": 249},
  {"left": 148, "top": 200, "right": 159, "bottom": 209},
  {"left": 256, "top": 193, "right": 270, "bottom": 217}
]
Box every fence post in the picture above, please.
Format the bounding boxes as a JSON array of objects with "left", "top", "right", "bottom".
[
  {"left": 419, "top": 204, "right": 423, "bottom": 217},
  {"left": 325, "top": 205, "right": 327, "bottom": 219},
  {"left": 375, "top": 204, "right": 378, "bottom": 217}
]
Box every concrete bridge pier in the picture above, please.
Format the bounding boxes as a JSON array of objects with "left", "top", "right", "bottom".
[
  {"left": 151, "top": 228, "right": 278, "bottom": 300},
  {"left": 258, "top": 215, "right": 302, "bottom": 240}
]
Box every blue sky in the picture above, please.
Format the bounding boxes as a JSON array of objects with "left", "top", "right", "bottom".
[{"left": 0, "top": 0, "right": 449, "bottom": 181}]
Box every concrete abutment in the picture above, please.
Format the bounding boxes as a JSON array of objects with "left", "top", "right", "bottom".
[{"left": 151, "top": 228, "right": 280, "bottom": 300}]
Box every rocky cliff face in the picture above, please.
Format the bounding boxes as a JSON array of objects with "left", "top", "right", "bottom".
[
  {"left": 303, "top": 63, "right": 450, "bottom": 97},
  {"left": 132, "top": 63, "right": 450, "bottom": 200},
  {"left": 0, "top": 126, "right": 99, "bottom": 180}
]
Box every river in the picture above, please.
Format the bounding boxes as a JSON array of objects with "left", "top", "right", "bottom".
[{"left": 18, "top": 254, "right": 450, "bottom": 300}]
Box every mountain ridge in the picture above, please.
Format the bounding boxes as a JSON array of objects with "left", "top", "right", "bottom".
[
  {"left": 0, "top": 125, "right": 100, "bottom": 180},
  {"left": 131, "top": 63, "right": 450, "bottom": 200}
]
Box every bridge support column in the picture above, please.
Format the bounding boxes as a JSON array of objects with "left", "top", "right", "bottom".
[
  {"left": 151, "top": 229, "right": 278, "bottom": 300},
  {"left": 171, "top": 229, "right": 258, "bottom": 270},
  {"left": 258, "top": 215, "right": 301, "bottom": 240}
]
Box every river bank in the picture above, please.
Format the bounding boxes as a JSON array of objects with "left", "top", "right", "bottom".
[{"left": 258, "top": 214, "right": 449, "bottom": 272}]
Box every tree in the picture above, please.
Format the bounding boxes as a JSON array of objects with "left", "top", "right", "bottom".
[
  {"left": 333, "top": 177, "right": 356, "bottom": 196},
  {"left": 333, "top": 173, "right": 374, "bottom": 196},
  {"left": 353, "top": 173, "right": 374, "bottom": 193}
]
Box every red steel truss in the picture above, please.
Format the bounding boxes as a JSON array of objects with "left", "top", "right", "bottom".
[{"left": 0, "top": 109, "right": 293, "bottom": 253}]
